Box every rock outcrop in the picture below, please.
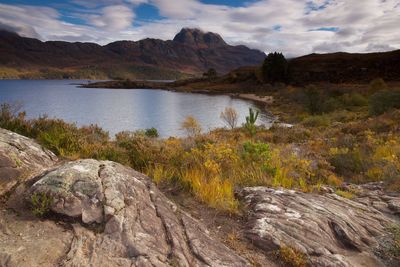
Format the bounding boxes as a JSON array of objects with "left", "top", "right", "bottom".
[
  {"left": 27, "top": 159, "right": 249, "bottom": 266},
  {"left": 0, "top": 131, "right": 249, "bottom": 267},
  {"left": 0, "top": 128, "right": 57, "bottom": 196},
  {"left": 238, "top": 186, "right": 400, "bottom": 267}
]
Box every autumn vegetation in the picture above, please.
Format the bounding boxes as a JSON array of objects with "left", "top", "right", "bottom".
[{"left": 1, "top": 76, "right": 399, "bottom": 215}]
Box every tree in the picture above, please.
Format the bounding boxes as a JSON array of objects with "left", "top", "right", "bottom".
[
  {"left": 262, "top": 52, "right": 288, "bottom": 83},
  {"left": 220, "top": 107, "right": 238, "bottom": 129},
  {"left": 244, "top": 108, "right": 259, "bottom": 137},
  {"left": 203, "top": 68, "right": 217, "bottom": 80},
  {"left": 180, "top": 116, "right": 201, "bottom": 137}
]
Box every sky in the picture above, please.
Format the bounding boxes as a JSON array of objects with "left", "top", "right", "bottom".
[{"left": 0, "top": 0, "right": 399, "bottom": 57}]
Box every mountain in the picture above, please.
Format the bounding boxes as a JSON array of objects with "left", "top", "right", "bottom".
[{"left": 0, "top": 28, "right": 266, "bottom": 80}]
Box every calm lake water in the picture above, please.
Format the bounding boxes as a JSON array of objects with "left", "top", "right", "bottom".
[{"left": 0, "top": 80, "right": 271, "bottom": 137}]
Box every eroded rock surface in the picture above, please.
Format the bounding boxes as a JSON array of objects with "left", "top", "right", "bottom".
[
  {"left": 238, "top": 186, "right": 400, "bottom": 267},
  {"left": 0, "top": 209, "right": 73, "bottom": 267},
  {"left": 344, "top": 182, "right": 400, "bottom": 217},
  {"left": 0, "top": 128, "right": 57, "bottom": 196},
  {"left": 29, "top": 159, "right": 249, "bottom": 267}
]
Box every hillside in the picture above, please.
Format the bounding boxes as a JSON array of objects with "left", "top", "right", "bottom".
[
  {"left": 83, "top": 48, "right": 400, "bottom": 92},
  {"left": 0, "top": 28, "right": 266, "bottom": 80},
  {"left": 289, "top": 50, "right": 400, "bottom": 84}
]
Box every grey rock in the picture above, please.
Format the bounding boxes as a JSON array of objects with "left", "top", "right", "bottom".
[
  {"left": 238, "top": 186, "right": 399, "bottom": 267},
  {"left": 30, "top": 159, "right": 249, "bottom": 267},
  {"left": 0, "top": 128, "right": 57, "bottom": 196}
]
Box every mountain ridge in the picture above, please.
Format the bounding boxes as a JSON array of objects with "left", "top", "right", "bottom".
[{"left": 0, "top": 28, "right": 266, "bottom": 79}]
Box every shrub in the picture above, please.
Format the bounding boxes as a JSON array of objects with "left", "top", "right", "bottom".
[
  {"left": 0, "top": 102, "right": 32, "bottom": 136},
  {"left": 180, "top": 116, "right": 201, "bottom": 137},
  {"left": 341, "top": 93, "right": 368, "bottom": 107},
  {"left": 220, "top": 107, "right": 238, "bottom": 129},
  {"left": 369, "top": 90, "right": 400, "bottom": 115},
  {"left": 304, "top": 85, "right": 324, "bottom": 114},
  {"left": 115, "top": 132, "right": 159, "bottom": 171},
  {"left": 31, "top": 192, "right": 53, "bottom": 217},
  {"left": 329, "top": 148, "right": 363, "bottom": 176},
  {"left": 145, "top": 127, "right": 159, "bottom": 138},
  {"left": 36, "top": 121, "right": 81, "bottom": 157},
  {"left": 241, "top": 141, "right": 274, "bottom": 173},
  {"left": 270, "top": 148, "right": 316, "bottom": 191},
  {"left": 368, "top": 78, "right": 388, "bottom": 95}
]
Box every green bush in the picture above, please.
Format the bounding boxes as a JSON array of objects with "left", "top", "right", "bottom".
[
  {"left": 31, "top": 192, "right": 53, "bottom": 217},
  {"left": 36, "top": 121, "right": 81, "bottom": 156},
  {"left": 369, "top": 90, "right": 400, "bottom": 115},
  {"left": 241, "top": 141, "right": 275, "bottom": 175},
  {"left": 145, "top": 127, "right": 159, "bottom": 138}
]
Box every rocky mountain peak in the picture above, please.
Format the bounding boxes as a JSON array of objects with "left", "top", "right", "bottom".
[{"left": 173, "top": 28, "right": 227, "bottom": 48}]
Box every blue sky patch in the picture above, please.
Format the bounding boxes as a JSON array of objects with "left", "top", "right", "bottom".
[{"left": 311, "top": 27, "right": 339, "bottom": 32}]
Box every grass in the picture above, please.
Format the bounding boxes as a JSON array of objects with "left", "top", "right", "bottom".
[
  {"left": 335, "top": 190, "right": 355, "bottom": 199},
  {"left": 278, "top": 246, "right": 307, "bottom": 267}
]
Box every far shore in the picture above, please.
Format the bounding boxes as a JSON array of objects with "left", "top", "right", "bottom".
[{"left": 80, "top": 80, "right": 276, "bottom": 111}]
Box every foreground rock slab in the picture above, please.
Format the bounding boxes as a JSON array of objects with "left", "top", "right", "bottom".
[
  {"left": 0, "top": 209, "right": 73, "bottom": 267},
  {"left": 0, "top": 128, "right": 57, "bottom": 196},
  {"left": 29, "top": 159, "right": 249, "bottom": 267},
  {"left": 238, "top": 187, "right": 399, "bottom": 267}
]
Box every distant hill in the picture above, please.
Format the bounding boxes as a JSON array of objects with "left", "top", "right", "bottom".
[
  {"left": 0, "top": 28, "right": 266, "bottom": 80},
  {"left": 289, "top": 50, "right": 400, "bottom": 84}
]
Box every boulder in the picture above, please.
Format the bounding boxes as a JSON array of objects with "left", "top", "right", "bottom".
[
  {"left": 29, "top": 159, "right": 249, "bottom": 267},
  {"left": 238, "top": 186, "right": 400, "bottom": 267},
  {"left": 0, "top": 128, "right": 57, "bottom": 196}
]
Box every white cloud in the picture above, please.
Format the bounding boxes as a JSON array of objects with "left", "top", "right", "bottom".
[
  {"left": 89, "top": 5, "right": 134, "bottom": 31},
  {"left": 0, "top": 0, "right": 399, "bottom": 57}
]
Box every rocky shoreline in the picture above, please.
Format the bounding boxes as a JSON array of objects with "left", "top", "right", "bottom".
[{"left": 1, "top": 128, "right": 399, "bottom": 266}]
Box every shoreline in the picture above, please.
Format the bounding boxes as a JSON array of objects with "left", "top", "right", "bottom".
[{"left": 81, "top": 80, "right": 280, "bottom": 124}]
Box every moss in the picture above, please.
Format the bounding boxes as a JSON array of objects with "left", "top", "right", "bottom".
[{"left": 9, "top": 153, "right": 22, "bottom": 167}]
